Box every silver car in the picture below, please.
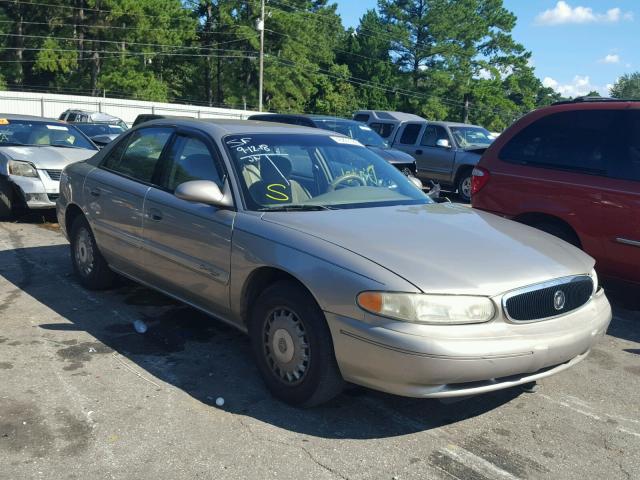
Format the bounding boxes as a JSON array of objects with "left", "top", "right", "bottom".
[
  {"left": 56, "top": 119, "right": 612, "bottom": 407},
  {"left": 0, "top": 114, "right": 98, "bottom": 218}
]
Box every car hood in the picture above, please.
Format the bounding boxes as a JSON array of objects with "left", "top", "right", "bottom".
[
  {"left": 262, "top": 203, "right": 594, "bottom": 296},
  {"left": 366, "top": 146, "right": 415, "bottom": 164},
  {"left": 0, "top": 145, "right": 96, "bottom": 170}
]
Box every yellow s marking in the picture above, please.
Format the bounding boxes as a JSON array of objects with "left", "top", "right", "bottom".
[{"left": 266, "top": 183, "right": 290, "bottom": 202}]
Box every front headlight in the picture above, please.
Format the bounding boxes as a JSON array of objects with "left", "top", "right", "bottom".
[
  {"left": 590, "top": 268, "right": 599, "bottom": 294},
  {"left": 8, "top": 160, "right": 38, "bottom": 177},
  {"left": 357, "top": 291, "right": 495, "bottom": 324}
]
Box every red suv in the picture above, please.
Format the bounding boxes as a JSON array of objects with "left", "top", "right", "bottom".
[{"left": 472, "top": 98, "right": 640, "bottom": 286}]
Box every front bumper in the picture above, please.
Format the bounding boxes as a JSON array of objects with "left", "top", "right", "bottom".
[
  {"left": 390, "top": 162, "right": 417, "bottom": 176},
  {"left": 327, "top": 288, "right": 611, "bottom": 398},
  {"left": 9, "top": 169, "right": 60, "bottom": 209}
]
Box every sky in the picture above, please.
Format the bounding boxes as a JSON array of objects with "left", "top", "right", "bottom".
[{"left": 334, "top": 0, "right": 640, "bottom": 96}]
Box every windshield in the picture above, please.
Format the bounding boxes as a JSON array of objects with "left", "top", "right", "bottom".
[
  {"left": 0, "top": 120, "right": 97, "bottom": 149},
  {"left": 314, "top": 120, "right": 388, "bottom": 148},
  {"left": 224, "top": 134, "right": 430, "bottom": 211},
  {"left": 75, "top": 123, "right": 126, "bottom": 137},
  {"left": 450, "top": 126, "right": 494, "bottom": 149}
]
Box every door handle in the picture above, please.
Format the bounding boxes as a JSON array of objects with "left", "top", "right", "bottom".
[
  {"left": 148, "top": 208, "right": 163, "bottom": 221},
  {"left": 416, "top": 149, "right": 423, "bottom": 155},
  {"left": 89, "top": 188, "right": 101, "bottom": 197}
]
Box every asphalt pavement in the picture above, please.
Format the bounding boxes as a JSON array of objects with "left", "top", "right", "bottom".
[{"left": 0, "top": 214, "right": 638, "bottom": 480}]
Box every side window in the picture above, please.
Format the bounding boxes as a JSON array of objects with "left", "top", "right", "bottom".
[
  {"left": 102, "top": 127, "right": 173, "bottom": 183},
  {"left": 163, "top": 135, "right": 224, "bottom": 191},
  {"left": 370, "top": 122, "right": 394, "bottom": 138},
  {"left": 353, "top": 114, "right": 370, "bottom": 122},
  {"left": 399, "top": 123, "right": 422, "bottom": 145},
  {"left": 66, "top": 113, "right": 77, "bottom": 122},
  {"left": 499, "top": 110, "right": 620, "bottom": 176},
  {"left": 611, "top": 111, "right": 640, "bottom": 182},
  {"left": 421, "top": 126, "right": 438, "bottom": 146}
]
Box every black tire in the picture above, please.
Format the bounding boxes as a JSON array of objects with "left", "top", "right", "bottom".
[
  {"left": 0, "top": 176, "right": 14, "bottom": 220},
  {"left": 531, "top": 221, "right": 581, "bottom": 248},
  {"left": 249, "top": 280, "right": 344, "bottom": 407},
  {"left": 456, "top": 170, "right": 473, "bottom": 203},
  {"left": 69, "top": 215, "right": 115, "bottom": 290}
]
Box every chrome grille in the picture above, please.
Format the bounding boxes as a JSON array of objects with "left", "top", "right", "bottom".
[
  {"left": 45, "top": 169, "right": 62, "bottom": 181},
  {"left": 503, "top": 276, "right": 593, "bottom": 322}
]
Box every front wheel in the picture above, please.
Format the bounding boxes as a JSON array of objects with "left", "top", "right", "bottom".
[
  {"left": 249, "top": 280, "right": 344, "bottom": 407},
  {"left": 70, "top": 215, "right": 115, "bottom": 290},
  {"left": 457, "top": 171, "right": 472, "bottom": 203}
]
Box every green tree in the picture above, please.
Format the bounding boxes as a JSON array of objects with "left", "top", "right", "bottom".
[{"left": 610, "top": 73, "right": 640, "bottom": 99}]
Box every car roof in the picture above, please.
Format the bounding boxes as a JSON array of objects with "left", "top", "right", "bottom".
[
  {"left": 137, "top": 118, "right": 336, "bottom": 136},
  {"left": 429, "top": 120, "right": 486, "bottom": 129},
  {"left": 0, "top": 113, "right": 67, "bottom": 123},
  {"left": 354, "top": 110, "right": 426, "bottom": 122}
]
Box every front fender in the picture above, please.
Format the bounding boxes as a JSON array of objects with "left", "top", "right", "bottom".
[{"left": 228, "top": 213, "right": 419, "bottom": 326}]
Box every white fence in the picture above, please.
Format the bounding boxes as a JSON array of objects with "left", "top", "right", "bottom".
[{"left": 0, "top": 91, "right": 259, "bottom": 125}]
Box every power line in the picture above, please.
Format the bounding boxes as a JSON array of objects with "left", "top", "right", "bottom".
[
  {"left": 0, "top": 0, "right": 192, "bottom": 22},
  {"left": 0, "top": 32, "right": 256, "bottom": 50}
]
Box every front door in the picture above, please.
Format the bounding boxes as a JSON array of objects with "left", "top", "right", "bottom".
[
  {"left": 142, "top": 130, "right": 235, "bottom": 318},
  {"left": 84, "top": 127, "right": 173, "bottom": 279},
  {"left": 417, "top": 125, "right": 456, "bottom": 182}
]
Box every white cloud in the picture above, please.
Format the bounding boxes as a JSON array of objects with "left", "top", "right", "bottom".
[
  {"left": 600, "top": 54, "right": 620, "bottom": 64},
  {"left": 535, "top": 2, "right": 634, "bottom": 26},
  {"left": 543, "top": 75, "right": 609, "bottom": 97}
]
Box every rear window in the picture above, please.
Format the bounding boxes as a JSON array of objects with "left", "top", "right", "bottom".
[
  {"left": 369, "top": 122, "right": 394, "bottom": 139},
  {"left": 499, "top": 110, "right": 620, "bottom": 176},
  {"left": 353, "top": 114, "right": 370, "bottom": 122}
]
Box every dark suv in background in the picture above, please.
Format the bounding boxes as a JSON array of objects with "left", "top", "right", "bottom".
[
  {"left": 248, "top": 114, "right": 417, "bottom": 177},
  {"left": 472, "top": 98, "right": 640, "bottom": 286}
]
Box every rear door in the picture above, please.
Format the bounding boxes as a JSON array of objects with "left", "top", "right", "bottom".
[
  {"left": 597, "top": 109, "right": 640, "bottom": 283},
  {"left": 418, "top": 125, "right": 456, "bottom": 182},
  {"left": 392, "top": 123, "right": 424, "bottom": 163},
  {"left": 84, "top": 127, "right": 173, "bottom": 279},
  {"left": 142, "top": 129, "right": 235, "bottom": 317}
]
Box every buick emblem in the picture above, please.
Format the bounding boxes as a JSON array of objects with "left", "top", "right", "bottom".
[{"left": 553, "top": 290, "right": 566, "bottom": 311}]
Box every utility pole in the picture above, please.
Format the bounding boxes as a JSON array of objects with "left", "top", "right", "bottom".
[{"left": 257, "top": 0, "right": 265, "bottom": 111}]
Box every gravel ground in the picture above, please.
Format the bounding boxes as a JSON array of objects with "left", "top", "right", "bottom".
[{"left": 0, "top": 215, "right": 638, "bottom": 480}]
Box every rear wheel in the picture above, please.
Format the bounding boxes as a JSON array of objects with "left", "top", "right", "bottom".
[
  {"left": 0, "top": 177, "right": 14, "bottom": 220},
  {"left": 249, "top": 280, "right": 344, "bottom": 407},
  {"left": 456, "top": 170, "right": 472, "bottom": 203},
  {"left": 70, "top": 215, "right": 115, "bottom": 289}
]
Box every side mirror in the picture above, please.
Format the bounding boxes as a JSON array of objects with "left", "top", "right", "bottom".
[
  {"left": 408, "top": 175, "right": 423, "bottom": 190},
  {"left": 174, "top": 180, "right": 233, "bottom": 208},
  {"left": 436, "top": 139, "right": 451, "bottom": 149}
]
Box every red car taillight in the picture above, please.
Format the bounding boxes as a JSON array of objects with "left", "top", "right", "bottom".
[{"left": 471, "top": 167, "right": 490, "bottom": 196}]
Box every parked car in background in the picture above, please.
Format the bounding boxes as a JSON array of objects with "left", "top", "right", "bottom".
[
  {"left": 390, "top": 120, "right": 494, "bottom": 202},
  {"left": 247, "top": 113, "right": 418, "bottom": 177},
  {"left": 74, "top": 122, "right": 127, "bottom": 148},
  {"left": 57, "top": 118, "right": 610, "bottom": 407},
  {"left": 0, "top": 114, "right": 98, "bottom": 218},
  {"left": 59, "top": 109, "right": 128, "bottom": 129},
  {"left": 353, "top": 110, "right": 426, "bottom": 142},
  {"left": 132, "top": 114, "right": 195, "bottom": 128},
  {"left": 472, "top": 97, "right": 640, "bottom": 286}
]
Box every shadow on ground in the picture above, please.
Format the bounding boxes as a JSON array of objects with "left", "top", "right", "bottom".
[{"left": 5, "top": 242, "right": 634, "bottom": 440}]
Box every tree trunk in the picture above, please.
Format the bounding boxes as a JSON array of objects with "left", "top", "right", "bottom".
[
  {"left": 204, "top": 2, "right": 214, "bottom": 106},
  {"left": 13, "top": 1, "right": 24, "bottom": 85},
  {"left": 463, "top": 93, "right": 470, "bottom": 124},
  {"left": 75, "top": 0, "right": 85, "bottom": 64},
  {"left": 91, "top": 48, "right": 101, "bottom": 96}
]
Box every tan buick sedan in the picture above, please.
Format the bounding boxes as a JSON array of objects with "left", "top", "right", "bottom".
[{"left": 57, "top": 118, "right": 612, "bottom": 406}]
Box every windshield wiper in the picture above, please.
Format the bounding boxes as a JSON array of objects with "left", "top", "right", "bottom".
[{"left": 258, "top": 204, "right": 335, "bottom": 212}]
